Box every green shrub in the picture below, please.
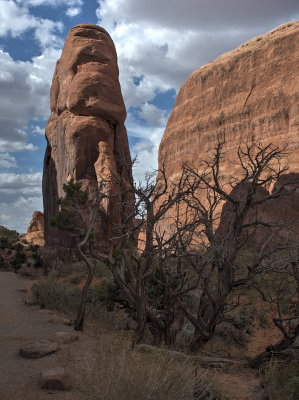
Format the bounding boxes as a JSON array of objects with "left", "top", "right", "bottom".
[
  {"left": 31, "top": 274, "right": 81, "bottom": 312},
  {"left": 11, "top": 250, "right": 26, "bottom": 270},
  {"left": 0, "top": 225, "right": 19, "bottom": 242},
  {"left": 31, "top": 275, "right": 116, "bottom": 317},
  {"left": 13, "top": 242, "right": 24, "bottom": 252},
  {"left": 0, "top": 237, "right": 11, "bottom": 249}
]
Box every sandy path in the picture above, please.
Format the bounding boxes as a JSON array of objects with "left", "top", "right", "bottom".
[
  {"left": 0, "top": 271, "right": 92, "bottom": 400},
  {"left": 0, "top": 271, "right": 264, "bottom": 400},
  {"left": 207, "top": 366, "right": 262, "bottom": 400}
]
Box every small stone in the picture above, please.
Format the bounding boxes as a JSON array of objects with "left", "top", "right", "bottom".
[
  {"left": 50, "top": 332, "right": 79, "bottom": 345},
  {"left": 19, "top": 340, "right": 58, "bottom": 359},
  {"left": 39, "top": 367, "right": 72, "bottom": 391},
  {"left": 49, "top": 316, "right": 73, "bottom": 326}
]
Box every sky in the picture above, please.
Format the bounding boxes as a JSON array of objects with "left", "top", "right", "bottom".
[{"left": 0, "top": 0, "right": 298, "bottom": 233}]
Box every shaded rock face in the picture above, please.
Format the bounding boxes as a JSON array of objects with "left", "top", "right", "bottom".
[
  {"left": 158, "top": 21, "right": 299, "bottom": 236},
  {"left": 24, "top": 211, "right": 45, "bottom": 246},
  {"left": 216, "top": 174, "right": 299, "bottom": 248},
  {"left": 43, "top": 24, "right": 132, "bottom": 249}
]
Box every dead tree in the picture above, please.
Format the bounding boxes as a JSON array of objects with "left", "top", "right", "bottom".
[
  {"left": 55, "top": 141, "right": 299, "bottom": 351},
  {"left": 93, "top": 141, "right": 299, "bottom": 351},
  {"left": 91, "top": 165, "right": 195, "bottom": 346},
  {"left": 168, "top": 141, "right": 299, "bottom": 351},
  {"left": 248, "top": 251, "right": 299, "bottom": 367}
]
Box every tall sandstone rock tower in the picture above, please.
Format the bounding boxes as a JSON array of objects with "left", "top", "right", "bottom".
[
  {"left": 158, "top": 21, "right": 299, "bottom": 234},
  {"left": 159, "top": 20, "right": 299, "bottom": 177},
  {"left": 43, "top": 24, "right": 132, "bottom": 249}
]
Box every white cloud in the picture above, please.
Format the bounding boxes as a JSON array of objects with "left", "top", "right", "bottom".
[
  {"left": 0, "top": 140, "right": 37, "bottom": 153},
  {"left": 16, "top": 0, "right": 83, "bottom": 17},
  {"left": 138, "top": 103, "right": 168, "bottom": 127},
  {"left": 0, "top": 153, "right": 17, "bottom": 168},
  {"left": 0, "top": 172, "right": 42, "bottom": 190},
  {"left": 66, "top": 7, "right": 81, "bottom": 17},
  {"left": 126, "top": 113, "right": 166, "bottom": 181},
  {"left": 0, "top": 195, "right": 43, "bottom": 233},
  {"left": 98, "top": 0, "right": 299, "bottom": 31},
  {"left": 0, "top": 48, "right": 60, "bottom": 152},
  {"left": 31, "top": 125, "right": 45, "bottom": 135},
  {"left": 0, "top": 0, "right": 63, "bottom": 49},
  {"left": 17, "top": 0, "right": 82, "bottom": 7},
  {"left": 0, "top": 172, "right": 43, "bottom": 232}
]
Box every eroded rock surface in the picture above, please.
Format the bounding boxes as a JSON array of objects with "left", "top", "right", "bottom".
[
  {"left": 159, "top": 21, "right": 299, "bottom": 177},
  {"left": 158, "top": 21, "right": 299, "bottom": 235},
  {"left": 23, "top": 211, "right": 45, "bottom": 247},
  {"left": 43, "top": 24, "right": 132, "bottom": 250}
]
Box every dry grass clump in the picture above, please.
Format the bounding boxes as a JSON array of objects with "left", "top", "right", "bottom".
[
  {"left": 261, "top": 360, "right": 299, "bottom": 400},
  {"left": 77, "top": 334, "right": 217, "bottom": 400}
]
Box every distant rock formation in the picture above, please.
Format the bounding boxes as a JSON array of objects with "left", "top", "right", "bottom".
[
  {"left": 24, "top": 211, "right": 45, "bottom": 247},
  {"left": 43, "top": 24, "right": 132, "bottom": 250},
  {"left": 158, "top": 20, "right": 299, "bottom": 235},
  {"left": 159, "top": 20, "right": 299, "bottom": 178}
]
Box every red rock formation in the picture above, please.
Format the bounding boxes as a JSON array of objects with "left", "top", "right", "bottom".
[
  {"left": 159, "top": 20, "right": 299, "bottom": 180},
  {"left": 24, "top": 211, "right": 45, "bottom": 247},
  {"left": 43, "top": 24, "right": 132, "bottom": 249},
  {"left": 158, "top": 21, "right": 299, "bottom": 236}
]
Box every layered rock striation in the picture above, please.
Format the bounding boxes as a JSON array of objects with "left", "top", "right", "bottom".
[
  {"left": 159, "top": 21, "right": 299, "bottom": 179},
  {"left": 158, "top": 21, "right": 299, "bottom": 237},
  {"left": 43, "top": 24, "right": 132, "bottom": 249}
]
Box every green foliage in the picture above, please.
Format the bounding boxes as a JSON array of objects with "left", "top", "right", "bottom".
[
  {"left": 0, "top": 225, "right": 19, "bottom": 241},
  {"left": 262, "top": 360, "right": 299, "bottom": 400},
  {"left": 32, "top": 274, "right": 81, "bottom": 312},
  {"left": 11, "top": 249, "right": 26, "bottom": 270},
  {"left": 31, "top": 274, "right": 118, "bottom": 319},
  {"left": 61, "top": 178, "right": 89, "bottom": 204},
  {"left": 0, "top": 237, "right": 11, "bottom": 250},
  {"left": 0, "top": 225, "right": 19, "bottom": 249},
  {"left": 51, "top": 178, "right": 89, "bottom": 232},
  {"left": 14, "top": 242, "right": 24, "bottom": 252}
]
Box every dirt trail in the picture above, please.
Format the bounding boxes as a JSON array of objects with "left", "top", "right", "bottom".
[
  {"left": 0, "top": 271, "right": 263, "bottom": 400},
  {"left": 0, "top": 271, "right": 95, "bottom": 400}
]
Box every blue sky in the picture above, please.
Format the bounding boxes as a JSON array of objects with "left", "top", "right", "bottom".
[{"left": 0, "top": 0, "right": 298, "bottom": 232}]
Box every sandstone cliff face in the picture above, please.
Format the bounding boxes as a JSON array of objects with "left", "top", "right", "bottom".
[
  {"left": 159, "top": 21, "right": 299, "bottom": 178},
  {"left": 158, "top": 21, "right": 299, "bottom": 236},
  {"left": 24, "top": 211, "right": 45, "bottom": 247},
  {"left": 43, "top": 24, "right": 132, "bottom": 248}
]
